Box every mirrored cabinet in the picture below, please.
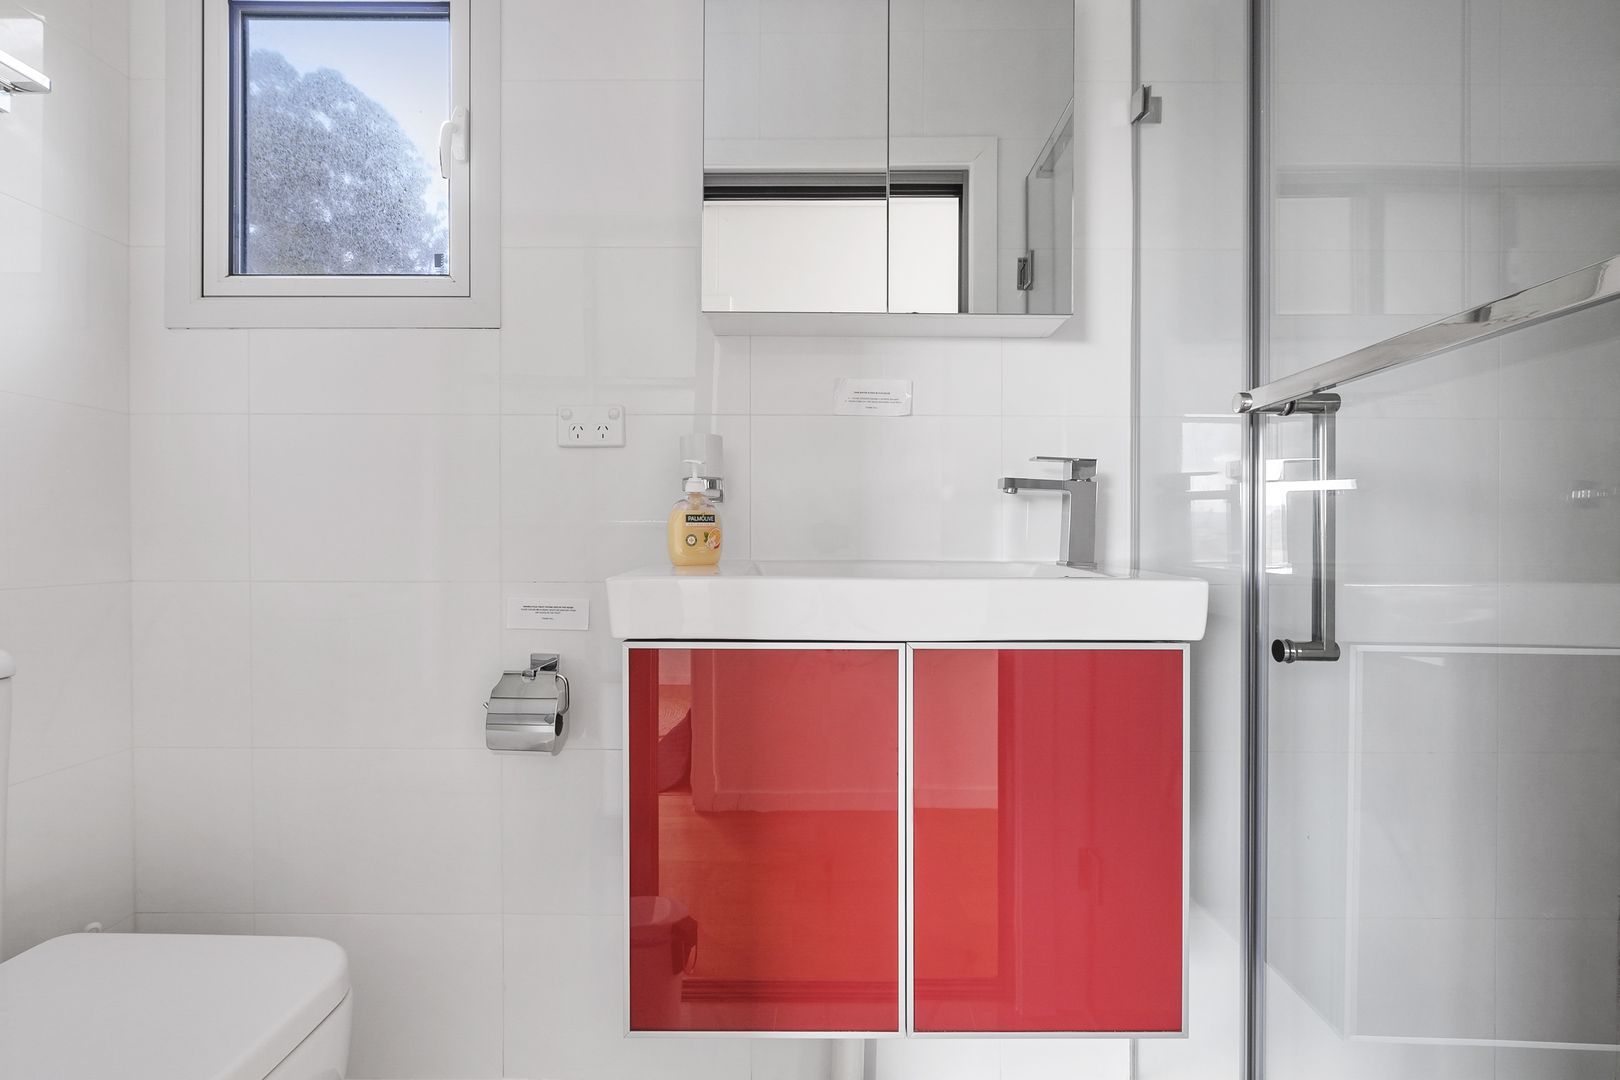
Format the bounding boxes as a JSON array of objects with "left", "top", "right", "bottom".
[{"left": 701, "top": 0, "right": 1078, "bottom": 337}]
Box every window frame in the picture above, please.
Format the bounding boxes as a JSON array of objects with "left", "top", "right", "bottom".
[{"left": 166, "top": 0, "right": 501, "bottom": 328}]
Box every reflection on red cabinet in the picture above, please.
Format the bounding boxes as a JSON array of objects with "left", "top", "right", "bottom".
[
  {"left": 912, "top": 648, "right": 1184, "bottom": 1033},
  {"left": 627, "top": 647, "right": 901, "bottom": 1033}
]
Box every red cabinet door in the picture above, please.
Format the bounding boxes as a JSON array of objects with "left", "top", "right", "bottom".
[
  {"left": 627, "top": 646, "right": 902, "bottom": 1033},
  {"left": 911, "top": 647, "right": 1185, "bottom": 1033}
]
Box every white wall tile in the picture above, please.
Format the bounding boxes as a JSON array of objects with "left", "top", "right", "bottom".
[
  {"left": 249, "top": 415, "right": 500, "bottom": 582},
  {"left": 875, "top": 1038, "right": 1000, "bottom": 1080},
  {"left": 1494, "top": 917, "right": 1620, "bottom": 1045},
  {"left": 131, "top": 414, "right": 250, "bottom": 581},
  {"left": 1265, "top": 750, "right": 1348, "bottom": 919},
  {"left": 0, "top": 0, "right": 134, "bottom": 981},
  {"left": 0, "top": 583, "right": 132, "bottom": 783},
  {"left": 133, "top": 748, "right": 252, "bottom": 913},
  {"left": 132, "top": 581, "right": 251, "bottom": 748},
  {"left": 250, "top": 582, "right": 498, "bottom": 749},
  {"left": 504, "top": 914, "right": 751, "bottom": 1080},
  {"left": 750, "top": 337, "right": 1002, "bottom": 416},
  {"left": 126, "top": 0, "right": 164, "bottom": 79},
  {"left": 998, "top": 1039, "right": 1130, "bottom": 1079},
  {"left": 0, "top": 395, "right": 130, "bottom": 588},
  {"left": 4, "top": 752, "right": 134, "bottom": 958},
  {"left": 248, "top": 329, "right": 499, "bottom": 415},
  {"left": 134, "top": 912, "right": 257, "bottom": 934},
  {"left": 1496, "top": 751, "right": 1620, "bottom": 919},
  {"left": 128, "top": 249, "right": 249, "bottom": 414},
  {"left": 1495, "top": 652, "right": 1620, "bottom": 754},
  {"left": 1355, "top": 750, "right": 1497, "bottom": 919},
  {"left": 756, "top": 29, "right": 887, "bottom": 140},
  {"left": 1334, "top": 418, "right": 1500, "bottom": 584},
  {"left": 501, "top": 750, "right": 623, "bottom": 915},
  {"left": 1274, "top": 0, "right": 1463, "bottom": 86},
  {"left": 503, "top": 0, "right": 704, "bottom": 81},
  {"left": 256, "top": 913, "right": 504, "bottom": 1080},
  {"left": 502, "top": 80, "right": 702, "bottom": 249},
  {"left": 252, "top": 749, "right": 501, "bottom": 914},
  {"left": 1002, "top": 334, "right": 1132, "bottom": 420},
  {"left": 592, "top": 248, "right": 702, "bottom": 380},
  {"left": 1139, "top": 0, "right": 1246, "bottom": 83},
  {"left": 752, "top": 415, "right": 1004, "bottom": 561},
  {"left": 1353, "top": 917, "right": 1496, "bottom": 1040},
  {"left": 501, "top": 247, "right": 704, "bottom": 402},
  {"left": 0, "top": 215, "right": 128, "bottom": 413},
  {"left": 126, "top": 79, "right": 163, "bottom": 246},
  {"left": 919, "top": 30, "right": 1075, "bottom": 139},
  {"left": 14, "top": 34, "right": 130, "bottom": 241},
  {"left": 749, "top": 1041, "right": 839, "bottom": 1080},
  {"left": 499, "top": 247, "right": 595, "bottom": 413}
]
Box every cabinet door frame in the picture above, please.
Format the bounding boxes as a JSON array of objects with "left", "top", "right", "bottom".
[
  {"left": 621, "top": 640, "right": 910, "bottom": 1039},
  {"left": 904, "top": 642, "right": 1191, "bottom": 1039}
]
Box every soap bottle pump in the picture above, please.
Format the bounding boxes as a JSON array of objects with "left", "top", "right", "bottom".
[{"left": 668, "top": 459, "right": 722, "bottom": 567}]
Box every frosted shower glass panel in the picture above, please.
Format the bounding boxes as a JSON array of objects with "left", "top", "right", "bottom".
[
  {"left": 1264, "top": 301, "right": 1620, "bottom": 1077},
  {"left": 1347, "top": 649, "right": 1620, "bottom": 1046},
  {"left": 235, "top": 6, "right": 451, "bottom": 276}
]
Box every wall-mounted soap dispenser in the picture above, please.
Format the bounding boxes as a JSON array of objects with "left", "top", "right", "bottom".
[{"left": 485, "top": 654, "right": 569, "bottom": 754}]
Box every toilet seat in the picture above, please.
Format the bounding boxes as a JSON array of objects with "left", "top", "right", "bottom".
[{"left": 0, "top": 933, "right": 349, "bottom": 1080}]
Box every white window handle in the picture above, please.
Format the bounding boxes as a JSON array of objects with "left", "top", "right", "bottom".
[{"left": 438, "top": 106, "right": 470, "bottom": 178}]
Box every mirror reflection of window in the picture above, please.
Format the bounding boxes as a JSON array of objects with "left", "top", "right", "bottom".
[{"left": 701, "top": 172, "right": 965, "bottom": 314}]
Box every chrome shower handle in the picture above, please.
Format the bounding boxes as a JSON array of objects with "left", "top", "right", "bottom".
[{"left": 1271, "top": 394, "right": 1341, "bottom": 664}]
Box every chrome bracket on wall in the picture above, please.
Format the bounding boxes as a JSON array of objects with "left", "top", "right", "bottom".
[
  {"left": 1263, "top": 393, "right": 1342, "bottom": 663},
  {"left": 1130, "top": 84, "right": 1162, "bottom": 125},
  {"left": 0, "top": 48, "right": 52, "bottom": 115}
]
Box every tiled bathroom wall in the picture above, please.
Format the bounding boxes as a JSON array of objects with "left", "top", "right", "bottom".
[
  {"left": 125, "top": 1, "right": 1142, "bottom": 1077},
  {"left": 1134, "top": 2, "right": 1249, "bottom": 1079},
  {"left": 0, "top": 0, "right": 135, "bottom": 958}
]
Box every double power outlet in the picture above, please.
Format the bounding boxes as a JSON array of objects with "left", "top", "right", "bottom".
[{"left": 556, "top": 405, "right": 626, "bottom": 447}]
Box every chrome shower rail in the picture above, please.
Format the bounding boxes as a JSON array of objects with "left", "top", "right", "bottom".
[{"left": 1233, "top": 253, "right": 1620, "bottom": 415}]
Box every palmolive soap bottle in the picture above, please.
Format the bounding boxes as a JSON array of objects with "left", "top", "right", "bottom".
[{"left": 667, "top": 459, "right": 722, "bottom": 567}]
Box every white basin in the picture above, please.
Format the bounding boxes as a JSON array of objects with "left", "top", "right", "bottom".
[{"left": 606, "top": 561, "right": 1209, "bottom": 642}]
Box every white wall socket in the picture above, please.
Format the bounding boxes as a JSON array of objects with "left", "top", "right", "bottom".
[{"left": 557, "top": 405, "right": 626, "bottom": 447}]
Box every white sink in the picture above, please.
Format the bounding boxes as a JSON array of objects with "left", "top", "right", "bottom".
[{"left": 606, "top": 561, "right": 1209, "bottom": 642}]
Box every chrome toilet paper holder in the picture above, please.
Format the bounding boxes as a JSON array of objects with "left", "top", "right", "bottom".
[{"left": 485, "top": 653, "right": 569, "bottom": 754}]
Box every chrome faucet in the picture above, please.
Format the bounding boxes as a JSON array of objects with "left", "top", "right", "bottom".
[{"left": 999, "top": 456, "right": 1098, "bottom": 570}]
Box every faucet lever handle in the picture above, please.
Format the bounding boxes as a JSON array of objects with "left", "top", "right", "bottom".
[{"left": 1031, "top": 455, "right": 1097, "bottom": 480}]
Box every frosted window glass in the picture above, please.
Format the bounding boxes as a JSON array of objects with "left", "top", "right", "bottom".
[
  {"left": 235, "top": 6, "right": 450, "bottom": 276},
  {"left": 887, "top": 196, "right": 960, "bottom": 314},
  {"left": 701, "top": 200, "right": 889, "bottom": 313}
]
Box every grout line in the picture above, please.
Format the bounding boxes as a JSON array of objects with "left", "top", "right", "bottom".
[
  {"left": 0, "top": 387, "right": 129, "bottom": 419},
  {"left": 7, "top": 745, "right": 133, "bottom": 790}
]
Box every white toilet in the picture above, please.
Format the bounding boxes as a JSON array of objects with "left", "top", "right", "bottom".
[{"left": 0, "top": 650, "right": 354, "bottom": 1080}]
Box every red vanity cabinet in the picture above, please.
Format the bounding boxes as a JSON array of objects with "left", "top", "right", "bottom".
[
  {"left": 910, "top": 646, "right": 1186, "bottom": 1035},
  {"left": 624, "top": 642, "right": 1185, "bottom": 1037},
  {"left": 626, "top": 645, "right": 904, "bottom": 1034}
]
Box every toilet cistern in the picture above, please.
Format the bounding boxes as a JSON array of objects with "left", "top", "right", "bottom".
[{"left": 999, "top": 455, "right": 1099, "bottom": 570}]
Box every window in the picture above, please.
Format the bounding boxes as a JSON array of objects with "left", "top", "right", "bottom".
[
  {"left": 167, "top": 0, "right": 500, "bottom": 327},
  {"left": 701, "top": 171, "right": 967, "bottom": 315}
]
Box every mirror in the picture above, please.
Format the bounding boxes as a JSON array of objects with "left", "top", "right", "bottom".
[{"left": 701, "top": 1, "right": 1076, "bottom": 318}]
